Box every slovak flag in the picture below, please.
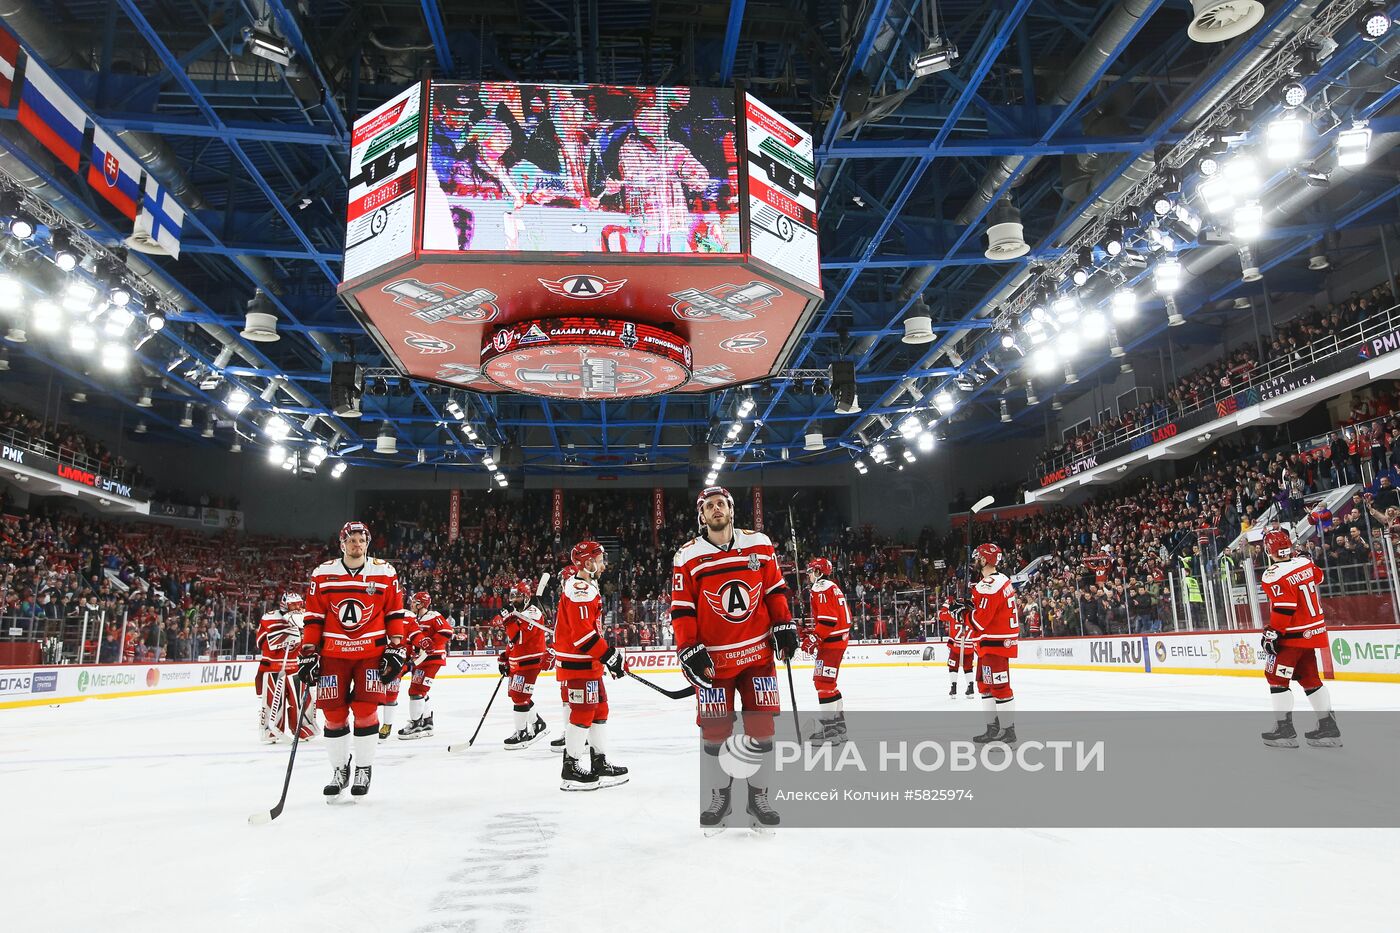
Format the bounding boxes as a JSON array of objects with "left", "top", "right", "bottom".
[
  {"left": 0, "top": 26, "right": 20, "bottom": 108},
  {"left": 86, "top": 126, "right": 142, "bottom": 220},
  {"left": 17, "top": 58, "right": 86, "bottom": 172},
  {"left": 133, "top": 174, "right": 184, "bottom": 259}
]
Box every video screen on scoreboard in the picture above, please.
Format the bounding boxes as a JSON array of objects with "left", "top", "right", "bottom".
[{"left": 422, "top": 83, "right": 741, "bottom": 255}]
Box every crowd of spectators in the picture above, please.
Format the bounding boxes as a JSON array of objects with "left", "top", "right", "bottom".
[
  {"left": 0, "top": 401, "right": 148, "bottom": 488},
  {"left": 1037, "top": 283, "right": 1396, "bottom": 475}
]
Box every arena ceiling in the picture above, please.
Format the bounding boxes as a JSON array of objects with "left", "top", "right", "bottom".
[{"left": 1, "top": 0, "right": 1399, "bottom": 480}]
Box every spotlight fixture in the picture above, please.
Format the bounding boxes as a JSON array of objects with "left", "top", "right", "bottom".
[
  {"left": 870, "top": 442, "right": 888, "bottom": 464},
  {"left": 100, "top": 342, "right": 126, "bottom": 371},
  {"left": 1232, "top": 201, "right": 1263, "bottom": 241},
  {"left": 137, "top": 387, "right": 153, "bottom": 408},
  {"left": 331, "top": 461, "right": 347, "bottom": 478},
  {"left": 1357, "top": 1, "right": 1392, "bottom": 40},
  {"left": 1101, "top": 222, "right": 1124, "bottom": 257},
  {"left": 1197, "top": 175, "right": 1234, "bottom": 216},
  {"left": 244, "top": 24, "right": 295, "bottom": 66},
  {"left": 225, "top": 386, "right": 251, "bottom": 415},
  {"left": 1071, "top": 246, "right": 1094, "bottom": 287},
  {"left": 933, "top": 390, "right": 956, "bottom": 415},
  {"left": 1336, "top": 121, "right": 1371, "bottom": 167},
  {"left": 1154, "top": 256, "right": 1182, "bottom": 294},
  {"left": 853, "top": 459, "right": 868, "bottom": 475},
  {"left": 374, "top": 421, "right": 398, "bottom": 455},
  {"left": 1, "top": 191, "right": 34, "bottom": 240},
  {"left": 241, "top": 291, "right": 280, "bottom": 342},
  {"left": 1150, "top": 189, "right": 1173, "bottom": 217},
  {"left": 1308, "top": 243, "right": 1331, "bottom": 271},
  {"left": 1026, "top": 382, "right": 1039, "bottom": 406},
  {"left": 179, "top": 403, "right": 194, "bottom": 428},
  {"left": 898, "top": 415, "right": 922, "bottom": 439},
  {"left": 1265, "top": 112, "right": 1305, "bottom": 162},
  {"left": 69, "top": 324, "right": 96, "bottom": 353},
  {"left": 146, "top": 310, "right": 166, "bottom": 331},
  {"left": 911, "top": 35, "right": 959, "bottom": 77},
  {"left": 1031, "top": 346, "right": 1058, "bottom": 375},
  {"left": 51, "top": 229, "right": 79, "bottom": 271},
  {"left": 1279, "top": 79, "right": 1307, "bottom": 108},
  {"left": 1082, "top": 310, "right": 1107, "bottom": 341},
  {"left": 1112, "top": 286, "right": 1137, "bottom": 320}
]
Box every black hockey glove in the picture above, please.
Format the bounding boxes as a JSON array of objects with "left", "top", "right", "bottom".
[
  {"left": 295, "top": 644, "right": 320, "bottom": 686},
  {"left": 1261, "top": 629, "right": 1280, "bottom": 656},
  {"left": 498, "top": 654, "right": 510, "bottom": 676},
  {"left": 771, "top": 621, "right": 799, "bottom": 663},
  {"left": 679, "top": 643, "right": 715, "bottom": 689},
  {"left": 379, "top": 645, "right": 408, "bottom": 683},
  {"left": 600, "top": 644, "right": 626, "bottom": 679}
]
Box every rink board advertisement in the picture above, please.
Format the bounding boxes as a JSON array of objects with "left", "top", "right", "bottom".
[
  {"left": 0, "top": 660, "right": 256, "bottom": 708},
  {"left": 1014, "top": 627, "right": 1400, "bottom": 682},
  {"left": 709, "top": 712, "right": 1400, "bottom": 828},
  {"left": 344, "top": 83, "right": 421, "bottom": 282}
]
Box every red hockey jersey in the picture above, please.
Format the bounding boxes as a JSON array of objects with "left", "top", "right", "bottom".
[
  {"left": 1261, "top": 556, "right": 1328, "bottom": 648},
  {"left": 409, "top": 609, "right": 453, "bottom": 661},
  {"left": 501, "top": 605, "right": 548, "bottom": 666},
  {"left": 670, "top": 528, "right": 792, "bottom": 678},
  {"left": 942, "top": 605, "right": 977, "bottom": 650},
  {"left": 808, "top": 578, "right": 851, "bottom": 645},
  {"left": 302, "top": 557, "right": 411, "bottom": 658},
  {"left": 553, "top": 576, "right": 609, "bottom": 678},
  {"left": 969, "top": 572, "right": 1019, "bottom": 658},
  {"left": 256, "top": 611, "right": 303, "bottom": 668}
]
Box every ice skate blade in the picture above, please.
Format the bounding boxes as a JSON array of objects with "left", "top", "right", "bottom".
[
  {"left": 593, "top": 775, "right": 629, "bottom": 788},
  {"left": 326, "top": 791, "right": 355, "bottom": 805},
  {"left": 560, "top": 780, "right": 600, "bottom": 792},
  {"left": 748, "top": 823, "right": 777, "bottom": 837},
  {"left": 1305, "top": 737, "right": 1342, "bottom": 748},
  {"left": 702, "top": 825, "right": 728, "bottom": 838},
  {"left": 397, "top": 732, "right": 426, "bottom": 741},
  {"left": 1262, "top": 737, "right": 1299, "bottom": 748}
]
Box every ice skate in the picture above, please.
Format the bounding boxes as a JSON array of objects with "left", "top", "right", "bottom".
[
  {"left": 589, "top": 748, "right": 629, "bottom": 788},
  {"left": 972, "top": 718, "right": 1000, "bottom": 744},
  {"left": 700, "top": 781, "right": 733, "bottom": 836},
  {"left": 396, "top": 717, "right": 423, "bottom": 740},
  {"left": 746, "top": 783, "right": 780, "bottom": 835},
  {"left": 350, "top": 765, "right": 372, "bottom": 797},
  {"left": 1304, "top": 714, "right": 1342, "bottom": 748},
  {"left": 560, "top": 754, "right": 599, "bottom": 791},
  {"left": 323, "top": 759, "right": 351, "bottom": 800},
  {"left": 504, "top": 715, "right": 549, "bottom": 750},
  {"left": 1262, "top": 714, "right": 1298, "bottom": 748}
]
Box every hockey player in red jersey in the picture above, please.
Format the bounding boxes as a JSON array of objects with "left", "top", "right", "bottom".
[
  {"left": 1259, "top": 529, "right": 1341, "bottom": 747},
  {"left": 548, "top": 565, "right": 576, "bottom": 753},
  {"left": 296, "top": 521, "right": 413, "bottom": 800},
  {"left": 499, "top": 580, "right": 551, "bottom": 749},
  {"left": 255, "top": 592, "right": 317, "bottom": 743},
  {"left": 968, "top": 543, "right": 1019, "bottom": 744},
  {"left": 940, "top": 597, "right": 976, "bottom": 698},
  {"left": 802, "top": 557, "right": 851, "bottom": 743},
  {"left": 397, "top": 591, "right": 453, "bottom": 740},
  {"left": 553, "top": 541, "right": 628, "bottom": 790},
  {"left": 672, "top": 486, "right": 796, "bottom": 833},
  {"left": 377, "top": 646, "right": 407, "bottom": 741}
]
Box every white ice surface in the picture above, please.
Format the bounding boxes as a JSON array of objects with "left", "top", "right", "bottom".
[{"left": 3, "top": 667, "right": 1396, "bottom": 933}]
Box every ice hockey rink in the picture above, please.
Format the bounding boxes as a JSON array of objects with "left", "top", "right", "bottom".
[{"left": 4, "top": 666, "right": 1397, "bottom": 933}]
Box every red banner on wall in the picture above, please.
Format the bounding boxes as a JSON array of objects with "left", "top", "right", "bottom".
[
  {"left": 448, "top": 489, "right": 461, "bottom": 543},
  {"left": 552, "top": 488, "right": 564, "bottom": 535},
  {"left": 752, "top": 486, "right": 764, "bottom": 532},
  {"left": 653, "top": 487, "right": 664, "bottom": 548}
]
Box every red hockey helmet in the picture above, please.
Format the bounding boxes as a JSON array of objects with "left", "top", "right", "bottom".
[
  {"left": 512, "top": 580, "right": 533, "bottom": 600},
  {"left": 411, "top": 591, "right": 431, "bottom": 610},
  {"left": 339, "top": 520, "right": 370, "bottom": 543},
  {"left": 973, "top": 542, "right": 1003, "bottom": 569},
  {"left": 280, "top": 592, "right": 304, "bottom": 613},
  {"left": 1262, "top": 529, "right": 1294, "bottom": 562},
  {"left": 571, "top": 540, "right": 605, "bottom": 568},
  {"left": 806, "top": 557, "right": 833, "bottom": 578}
]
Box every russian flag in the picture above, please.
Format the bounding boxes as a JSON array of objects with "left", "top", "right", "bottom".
[
  {"left": 86, "top": 126, "right": 142, "bottom": 220},
  {"left": 0, "top": 26, "right": 20, "bottom": 108},
  {"left": 134, "top": 174, "right": 184, "bottom": 259},
  {"left": 17, "top": 61, "right": 86, "bottom": 172}
]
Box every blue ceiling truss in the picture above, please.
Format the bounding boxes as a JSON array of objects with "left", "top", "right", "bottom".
[{"left": 0, "top": 0, "right": 1397, "bottom": 479}]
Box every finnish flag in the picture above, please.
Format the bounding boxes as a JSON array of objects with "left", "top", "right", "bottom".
[{"left": 134, "top": 174, "right": 185, "bottom": 259}]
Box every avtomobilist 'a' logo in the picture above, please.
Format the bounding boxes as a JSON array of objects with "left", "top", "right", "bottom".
[
  {"left": 337, "top": 598, "right": 373, "bottom": 632},
  {"left": 703, "top": 580, "right": 763, "bottom": 624}
]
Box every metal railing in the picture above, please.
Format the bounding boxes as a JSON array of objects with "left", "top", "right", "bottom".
[{"left": 1037, "top": 302, "right": 1400, "bottom": 476}]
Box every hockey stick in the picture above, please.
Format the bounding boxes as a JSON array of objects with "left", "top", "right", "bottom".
[
  {"left": 786, "top": 502, "right": 806, "bottom": 743},
  {"left": 446, "top": 674, "right": 505, "bottom": 754},
  {"left": 446, "top": 572, "right": 552, "bottom": 754},
  {"left": 248, "top": 682, "right": 313, "bottom": 825},
  {"left": 625, "top": 668, "right": 696, "bottom": 699}
]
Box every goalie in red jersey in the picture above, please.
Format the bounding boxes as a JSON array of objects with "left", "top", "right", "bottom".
[
  {"left": 255, "top": 592, "right": 317, "bottom": 743},
  {"left": 1259, "top": 528, "right": 1341, "bottom": 748},
  {"left": 671, "top": 486, "right": 795, "bottom": 834}
]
